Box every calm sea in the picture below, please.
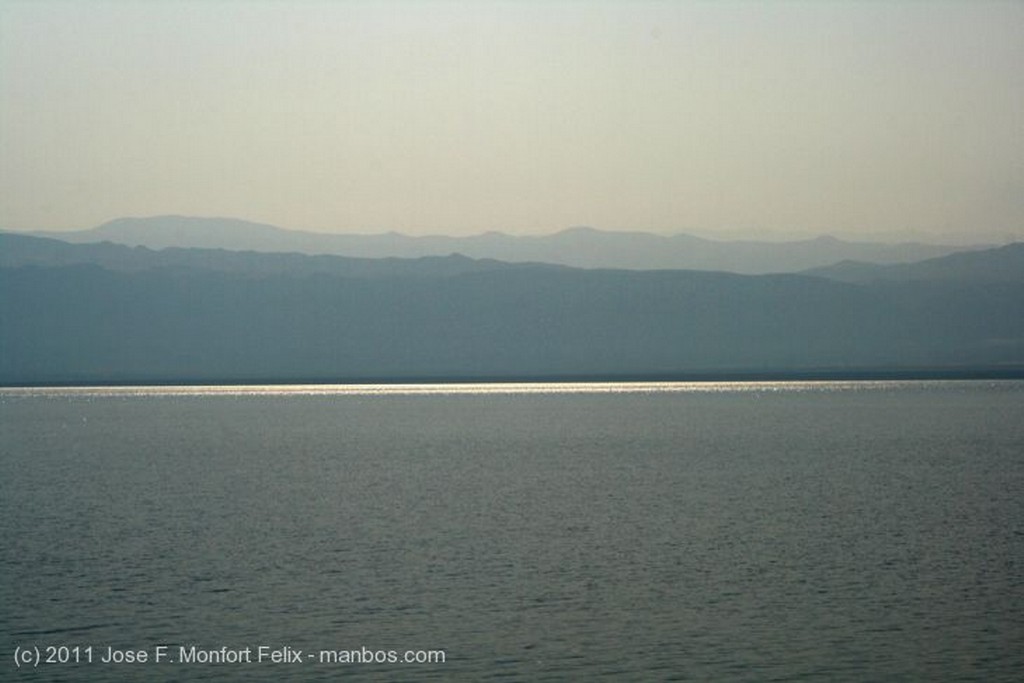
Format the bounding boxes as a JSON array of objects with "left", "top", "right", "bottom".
[{"left": 1, "top": 381, "right": 1022, "bottom": 681}]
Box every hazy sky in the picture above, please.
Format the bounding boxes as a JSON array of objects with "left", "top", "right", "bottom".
[{"left": 1, "top": 0, "right": 1021, "bottom": 241}]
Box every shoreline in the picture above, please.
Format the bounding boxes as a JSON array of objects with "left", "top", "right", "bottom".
[{"left": 4, "top": 366, "right": 1024, "bottom": 389}]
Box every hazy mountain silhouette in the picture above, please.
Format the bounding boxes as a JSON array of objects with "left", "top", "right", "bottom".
[
  {"left": 27, "top": 215, "right": 973, "bottom": 274},
  {"left": 2, "top": 235, "right": 1021, "bottom": 384},
  {"left": 0, "top": 232, "right": 557, "bottom": 279},
  {"left": 803, "top": 243, "right": 1024, "bottom": 284}
]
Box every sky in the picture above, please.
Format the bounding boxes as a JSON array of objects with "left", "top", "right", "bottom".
[{"left": 1, "top": 0, "right": 1021, "bottom": 243}]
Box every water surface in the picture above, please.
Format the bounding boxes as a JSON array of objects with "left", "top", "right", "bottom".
[{"left": 2, "top": 381, "right": 1022, "bottom": 680}]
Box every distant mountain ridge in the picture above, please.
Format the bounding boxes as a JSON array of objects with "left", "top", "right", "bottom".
[
  {"left": 803, "top": 243, "right": 1024, "bottom": 284},
  {"left": 23, "top": 215, "right": 976, "bottom": 274},
  {"left": 6, "top": 231, "right": 1021, "bottom": 283},
  {"left": 0, "top": 232, "right": 556, "bottom": 279},
  {"left": 1, "top": 232, "right": 1022, "bottom": 384}
]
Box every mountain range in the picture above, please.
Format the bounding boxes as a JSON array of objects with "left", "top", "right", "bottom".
[
  {"left": 804, "top": 244, "right": 1024, "bottom": 284},
  {"left": 2, "top": 230, "right": 1022, "bottom": 384},
  {"left": 0, "top": 232, "right": 550, "bottom": 279},
  {"left": 25, "top": 215, "right": 975, "bottom": 274}
]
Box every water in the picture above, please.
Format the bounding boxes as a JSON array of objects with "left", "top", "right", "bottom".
[{"left": 2, "top": 381, "right": 1022, "bottom": 681}]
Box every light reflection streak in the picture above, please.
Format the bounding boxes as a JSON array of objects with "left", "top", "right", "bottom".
[{"left": 0, "top": 380, "right": 984, "bottom": 398}]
